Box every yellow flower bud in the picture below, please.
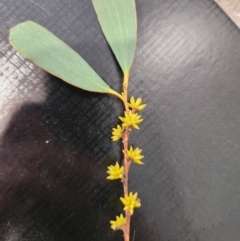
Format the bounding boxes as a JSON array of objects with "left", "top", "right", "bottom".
[
  {"left": 111, "top": 125, "right": 123, "bottom": 141},
  {"left": 119, "top": 111, "right": 143, "bottom": 129},
  {"left": 107, "top": 162, "right": 124, "bottom": 180},
  {"left": 127, "top": 146, "right": 144, "bottom": 165},
  {"left": 110, "top": 214, "right": 126, "bottom": 230},
  {"left": 128, "top": 96, "right": 146, "bottom": 111},
  {"left": 120, "top": 192, "right": 141, "bottom": 215}
]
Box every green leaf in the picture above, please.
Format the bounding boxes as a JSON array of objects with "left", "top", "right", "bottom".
[
  {"left": 92, "top": 0, "right": 137, "bottom": 73},
  {"left": 9, "top": 21, "right": 112, "bottom": 93}
]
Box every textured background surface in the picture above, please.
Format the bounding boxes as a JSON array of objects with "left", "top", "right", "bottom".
[{"left": 1, "top": 0, "right": 240, "bottom": 240}]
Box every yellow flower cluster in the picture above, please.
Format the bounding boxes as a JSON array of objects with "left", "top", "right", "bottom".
[
  {"left": 127, "top": 146, "right": 144, "bottom": 165},
  {"left": 120, "top": 192, "right": 141, "bottom": 215},
  {"left": 107, "top": 162, "right": 124, "bottom": 180},
  {"left": 109, "top": 96, "right": 145, "bottom": 231},
  {"left": 111, "top": 97, "right": 145, "bottom": 141},
  {"left": 111, "top": 125, "right": 123, "bottom": 141},
  {"left": 119, "top": 111, "right": 143, "bottom": 129},
  {"left": 128, "top": 97, "right": 146, "bottom": 111},
  {"left": 110, "top": 214, "right": 126, "bottom": 230}
]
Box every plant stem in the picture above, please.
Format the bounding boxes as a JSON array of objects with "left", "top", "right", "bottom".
[
  {"left": 123, "top": 71, "right": 129, "bottom": 110},
  {"left": 122, "top": 71, "right": 131, "bottom": 241},
  {"left": 123, "top": 126, "right": 130, "bottom": 241}
]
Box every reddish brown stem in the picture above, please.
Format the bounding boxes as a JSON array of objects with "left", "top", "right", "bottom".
[
  {"left": 122, "top": 127, "right": 131, "bottom": 241},
  {"left": 121, "top": 71, "right": 131, "bottom": 241}
]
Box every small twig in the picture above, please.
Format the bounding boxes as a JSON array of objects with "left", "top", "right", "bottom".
[{"left": 132, "top": 230, "right": 136, "bottom": 241}]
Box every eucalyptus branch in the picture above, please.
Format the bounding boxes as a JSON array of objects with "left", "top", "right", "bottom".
[{"left": 9, "top": 1, "right": 142, "bottom": 240}]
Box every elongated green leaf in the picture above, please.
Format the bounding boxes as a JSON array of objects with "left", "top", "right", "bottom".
[
  {"left": 9, "top": 21, "right": 112, "bottom": 93},
  {"left": 92, "top": 0, "right": 137, "bottom": 73}
]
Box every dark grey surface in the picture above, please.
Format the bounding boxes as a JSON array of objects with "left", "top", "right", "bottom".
[{"left": 0, "top": 0, "right": 240, "bottom": 240}]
